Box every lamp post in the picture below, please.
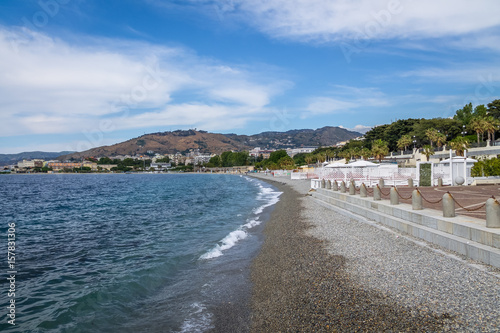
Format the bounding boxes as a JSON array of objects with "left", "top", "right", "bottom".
[
  {"left": 412, "top": 136, "right": 416, "bottom": 150},
  {"left": 461, "top": 125, "right": 467, "bottom": 137}
]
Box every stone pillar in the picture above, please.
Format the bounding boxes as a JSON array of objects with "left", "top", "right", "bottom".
[
  {"left": 349, "top": 181, "right": 355, "bottom": 195},
  {"left": 486, "top": 198, "right": 500, "bottom": 228},
  {"left": 321, "top": 179, "right": 325, "bottom": 188},
  {"left": 379, "top": 178, "right": 385, "bottom": 188},
  {"left": 340, "top": 181, "right": 346, "bottom": 193},
  {"left": 373, "top": 185, "right": 381, "bottom": 201},
  {"left": 442, "top": 192, "right": 455, "bottom": 217},
  {"left": 332, "top": 180, "right": 338, "bottom": 191},
  {"left": 408, "top": 178, "right": 414, "bottom": 187},
  {"left": 326, "top": 180, "right": 331, "bottom": 189},
  {"left": 390, "top": 187, "right": 399, "bottom": 205},
  {"left": 360, "top": 183, "right": 367, "bottom": 197},
  {"left": 438, "top": 178, "right": 443, "bottom": 187},
  {"left": 412, "top": 189, "right": 422, "bottom": 210}
]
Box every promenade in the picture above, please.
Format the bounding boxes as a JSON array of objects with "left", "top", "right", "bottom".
[{"left": 249, "top": 173, "right": 499, "bottom": 332}]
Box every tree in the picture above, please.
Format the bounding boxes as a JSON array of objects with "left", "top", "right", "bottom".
[
  {"left": 453, "top": 103, "right": 474, "bottom": 125},
  {"left": 98, "top": 157, "right": 113, "bottom": 165},
  {"left": 397, "top": 135, "right": 412, "bottom": 152},
  {"left": 360, "top": 148, "right": 371, "bottom": 161},
  {"left": 422, "top": 145, "right": 435, "bottom": 161},
  {"left": 371, "top": 139, "right": 389, "bottom": 162},
  {"left": 338, "top": 150, "right": 351, "bottom": 163},
  {"left": 278, "top": 156, "right": 295, "bottom": 170},
  {"left": 469, "top": 117, "right": 487, "bottom": 145},
  {"left": 268, "top": 150, "right": 288, "bottom": 164},
  {"left": 293, "top": 153, "right": 307, "bottom": 166},
  {"left": 436, "top": 133, "right": 447, "bottom": 149},
  {"left": 304, "top": 155, "right": 313, "bottom": 165},
  {"left": 425, "top": 128, "right": 439, "bottom": 147},
  {"left": 207, "top": 155, "right": 221, "bottom": 167},
  {"left": 156, "top": 156, "right": 170, "bottom": 163},
  {"left": 487, "top": 99, "right": 500, "bottom": 119},
  {"left": 484, "top": 117, "right": 500, "bottom": 142},
  {"left": 449, "top": 137, "right": 470, "bottom": 156},
  {"left": 473, "top": 104, "right": 488, "bottom": 118}
]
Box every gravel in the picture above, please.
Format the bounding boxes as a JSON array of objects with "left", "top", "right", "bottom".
[{"left": 249, "top": 173, "right": 500, "bottom": 332}]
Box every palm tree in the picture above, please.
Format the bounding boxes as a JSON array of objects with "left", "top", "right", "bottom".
[
  {"left": 360, "top": 147, "right": 371, "bottom": 161},
  {"left": 449, "top": 137, "right": 470, "bottom": 157},
  {"left": 422, "top": 145, "right": 435, "bottom": 161},
  {"left": 484, "top": 116, "right": 500, "bottom": 142},
  {"left": 470, "top": 117, "right": 487, "bottom": 145},
  {"left": 425, "top": 128, "right": 439, "bottom": 147},
  {"left": 339, "top": 150, "right": 351, "bottom": 163},
  {"left": 397, "top": 135, "right": 412, "bottom": 152},
  {"left": 304, "top": 155, "right": 313, "bottom": 165},
  {"left": 436, "top": 133, "right": 447, "bottom": 149},
  {"left": 371, "top": 139, "right": 389, "bottom": 162}
]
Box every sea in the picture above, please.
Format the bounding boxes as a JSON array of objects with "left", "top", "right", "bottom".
[{"left": 0, "top": 173, "right": 281, "bottom": 332}]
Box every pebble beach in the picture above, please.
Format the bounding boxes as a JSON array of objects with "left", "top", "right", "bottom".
[{"left": 249, "top": 174, "right": 500, "bottom": 332}]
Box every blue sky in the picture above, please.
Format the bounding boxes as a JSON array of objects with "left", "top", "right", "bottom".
[{"left": 1, "top": 0, "right": 500, "bottom": 154}]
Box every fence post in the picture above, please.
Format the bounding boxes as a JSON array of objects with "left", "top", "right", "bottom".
[
  {"left": 332, "top": 180, "right": 338, "bottom": 191},
  {"left": 360, "top": 183, "right": 367, "bottom": 197},
  {"left": 486, "top": 198, "right": 500, "bottom": 228},
  {"left": 321, "top": 179, "right": 325, "bottom": 188},
  {"left": 390, "top": 187, "right": 399, "bottom": 205},
  {"left": 408, "top": 178, "right": 414, "bottom": 187},
  {"left": 326, "top": 180, "right": 331, "bottom": 189},
  {"left": 373, "top": 185, "right": 381, "bottom": 201},
  {"left": 412, "top": 189, "right": 422, "bottom": 210},
  {"left": 349, "top": 181, "right": 355, "bottom": 195},
  {"left": 442, "top": 192, "right": 455, "bottom": 217},
  {"left": 379, "top": 178, "right": 385, "bottom": 188},
  {"left": 340, "top": 181, "right": 346, "bottom": 193}
]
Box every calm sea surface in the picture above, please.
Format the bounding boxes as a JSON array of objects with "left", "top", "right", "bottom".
[{"left": 0, "top": 173, "right": 281, "bottom": 332}]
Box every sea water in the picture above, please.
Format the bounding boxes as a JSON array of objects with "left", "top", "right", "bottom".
[{"left": 0, "top": 173, "right": 281, "bottom": 332}]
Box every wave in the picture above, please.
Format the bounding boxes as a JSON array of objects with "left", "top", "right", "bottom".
[
  {"left": 200, "top": 180, "right": 282, "bottom": 260},
  {"left": 178, "top": 302, "right": 213, "bottom": 333}
]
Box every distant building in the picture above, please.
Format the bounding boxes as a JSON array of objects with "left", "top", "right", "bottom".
[
  {"left": 286, "top": 147, "right": 317, "bottom": 157},
  {"left": 47, "top": 162, "right": 82, "bottom": 171},
  {"left": 150, "top": 163, "right": 171, "bottom": 171},
  {"left": 249, "top": 147, "right": 275, "bottom": 159},
  {"left": 17, "top": 159, "right": 44, "bottom": 169},
  {"left": 97, "top": 164, "right": 118, "bottom": 171}
]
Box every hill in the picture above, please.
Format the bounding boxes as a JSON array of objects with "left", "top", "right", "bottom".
[
  {"left": 56, "top": 127, "right": 361, "bottom": 160},
  {"left": 0, "top": 151, "right": 74, "bottom": 166}
]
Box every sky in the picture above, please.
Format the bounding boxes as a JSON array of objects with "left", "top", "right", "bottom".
[{"left": 0, "top": 0, "right": 500, "bottom": 154}]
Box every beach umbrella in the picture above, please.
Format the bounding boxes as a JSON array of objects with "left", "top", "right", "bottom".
[
  {"left": 347, "top": 160, "right": 378, "bottom": 167},
  {"left": 325, "top": 162, "right": 346, "bottom": 168}
]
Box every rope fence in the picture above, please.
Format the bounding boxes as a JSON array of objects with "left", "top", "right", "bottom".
[{"left": 311, "top": 178, "right": 496, "bottom": 216}]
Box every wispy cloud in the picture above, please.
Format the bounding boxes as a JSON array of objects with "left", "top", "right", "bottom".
[
  {"left": 302, "top": 85, "right": 390, "bottom": 118},
  {"left": 203, "top": 0, "right": 500, "bottom": 43},
  {"left": 0, "top": 26, "right": 291, "bottom": 138}
]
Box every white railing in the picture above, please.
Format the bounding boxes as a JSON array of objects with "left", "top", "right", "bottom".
[{"left": 313, "top": 165, "right": 417, "bottom": 187}]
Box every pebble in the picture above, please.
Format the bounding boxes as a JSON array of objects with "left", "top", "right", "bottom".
[{"left": 249, "top": 174, "right": 500, "bottom": 332}]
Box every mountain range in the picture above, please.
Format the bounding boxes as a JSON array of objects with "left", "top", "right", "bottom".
[
  {"left": 0, "top": 151, "right": 74, "bottom": 166},
  {"left": 2, "top": 127, "right": 361, "bottom": 164}
]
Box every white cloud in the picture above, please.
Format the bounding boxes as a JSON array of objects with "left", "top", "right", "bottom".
[
  {"left": 302, "top": 85, "right": 390, "bottom": 118},
  {"left": 0, "top": 26, "right": 290, "bottom": 137},
  {"left": 210, "top": 0, "right": 500, "bottom": 43}
]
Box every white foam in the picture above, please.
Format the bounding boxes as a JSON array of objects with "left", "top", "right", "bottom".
[
  {"left": 178, "top": 302, "right": 213, "bottom": 333},
  {"left": 243, "top": 218, "right": 261, "bottom": 229},
  {"left": 200, "top": 181, "right": 282, "bottom": 260},
  {"left": 200, "top": 229, "right": 248, "bottom": 259}
]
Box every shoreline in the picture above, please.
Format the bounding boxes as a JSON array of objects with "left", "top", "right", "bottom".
[{"left": 247, "top": 174, "right": 500, "bottom": 331}]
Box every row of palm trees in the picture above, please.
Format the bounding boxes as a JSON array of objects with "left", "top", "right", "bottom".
[{"left": 304, "top": 139, "right": 390, "bottom": 165}]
